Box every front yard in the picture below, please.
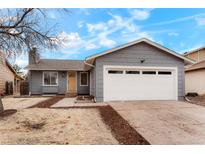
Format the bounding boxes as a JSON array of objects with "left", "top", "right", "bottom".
[
  {"left": 10, "top": 97, "right": 205, "bottom": 144},
  {"left": 0, "top": 107, "right": 118, "bottom": 144},
  {"left": 0, "top": 97, "right": 148, "bottom": 145}
]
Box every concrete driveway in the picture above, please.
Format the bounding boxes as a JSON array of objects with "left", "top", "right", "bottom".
[{"left": 109, "top": 101, "right": 205, "bottom": 144}]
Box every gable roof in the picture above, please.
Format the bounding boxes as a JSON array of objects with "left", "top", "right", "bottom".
[
  {"left": 185, "top": 60, "right": 205, "bottom": 72},
  {"left": 5, "top": 61, "right": 24, "bottom": 80},
  {"left": 0, "top": 51, "right": 24, "bottom": 80},
  {"left": 183, "top": 46, "right": 205, "bottom": 56},
  {"left": 27, "top": 59, "right": 88, "bottom": 71},
  {"left": 85, "top": 38, "right": 194, "bottom": 65}
]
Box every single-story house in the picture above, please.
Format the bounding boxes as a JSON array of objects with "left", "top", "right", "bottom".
[
  {"left": 0, "top": 51, "right": 24, "bottom": 95},
  {"left": 27, "top": 38, "right": 193, "bottom": 102}
]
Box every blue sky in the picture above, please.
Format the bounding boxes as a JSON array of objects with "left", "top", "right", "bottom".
[{"left": 15, "top": 8, "right": 205, "bottom": 70}]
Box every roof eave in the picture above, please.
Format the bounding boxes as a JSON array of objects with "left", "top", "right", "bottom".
[
  {"left": 27, "top": 68, "right": 86, "bottom": 71},
  {"left": 85, "top": 38, "right": 195, "bottom": 65},
  {"left": 183, "top": 46, "right": 205, "bottom": 56},
  {"left": 185, "top": 68, "right": 205, "bottom": 72},
  {"left": 6, "top": 60, "right": 24, "bottom": 80}
]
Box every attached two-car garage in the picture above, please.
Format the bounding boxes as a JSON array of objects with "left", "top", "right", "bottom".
[
  {"left": 86, "top": 38, "right": 194, "bottom": 102},
  {"left": 103, "top": 66, "right": 178, "bottom": 102}
]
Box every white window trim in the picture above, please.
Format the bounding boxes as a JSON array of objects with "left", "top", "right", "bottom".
[
  {"left": 42, "top": 71, "right": 58, "bottom": 86},
  {"left": 80, "top": 72, "right": 88, "bottom": 86}
]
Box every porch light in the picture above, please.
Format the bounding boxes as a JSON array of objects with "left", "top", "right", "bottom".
[{"left": 140, "top": 58, "right": 145, "bottom": 63}]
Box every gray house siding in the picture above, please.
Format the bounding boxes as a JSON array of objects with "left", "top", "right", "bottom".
[
  {"left": 94, "top": 42, "right": 185, "bottom": 102},
  {"left": 29, "top": 71, "right": 42, "bottom": 94},
  {"left": 29, "top": 71, "right": 67, "bottom": 94},
  {"left": 58, "top": 71, "right": 67, "bottom": 94},
  {"left": 77, "top": 71, "right": 90, "bottom": 95},
  {"left": 42, "top": 86, "right": 58, "bottom": 93},
  {"left": 90, "top": 68, "right": 95, "bottom": 96}
]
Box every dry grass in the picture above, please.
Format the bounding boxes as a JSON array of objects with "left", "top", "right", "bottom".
[
  {"left": 0, "top": 108, "right": 118, "bottom": 145},
  {"left": 2, "top": 97, "right": 50, "bottom": 110},
  {"left": 21, "top": 120, "right": 46, "bottom": 130}
]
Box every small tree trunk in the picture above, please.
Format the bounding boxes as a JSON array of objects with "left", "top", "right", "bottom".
[{"left": 0, "top": 96, "right": 4, "bottom": 112}]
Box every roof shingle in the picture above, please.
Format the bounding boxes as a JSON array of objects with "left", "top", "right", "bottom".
[{"left": 27, "top": 59, "right": 87, "bottom": 71}]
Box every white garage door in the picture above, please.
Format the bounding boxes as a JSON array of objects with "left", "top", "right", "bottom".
[{"left": 103, "top": 66, "right": 177, "bottom": 102}]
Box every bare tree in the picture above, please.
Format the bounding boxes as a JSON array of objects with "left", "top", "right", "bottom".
[{"left": 0, "top": 8, "right": 67, "bottom": 112}]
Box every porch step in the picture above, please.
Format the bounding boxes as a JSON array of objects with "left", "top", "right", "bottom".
[{"left": 66, "top": 93, "right": 77, "bottom": 97}]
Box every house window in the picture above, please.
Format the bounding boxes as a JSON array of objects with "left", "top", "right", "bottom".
[
  {"left": 142, "top": 71, "right": 156, "bottom": 75},
  {"left": 43, "top": 72, "right": 58, "bottom": 86},
  {"left": 80, "top": 72, "right": 88, "bottom": 86},
  {"left": 108, "top": 70, "right": 123, "bottom": 74},
  {"left": 158, "top": 71, "right": 172, "bottom": 75},
  {"left": 125, "top": 70, "right": 140, "bottom": 74}
]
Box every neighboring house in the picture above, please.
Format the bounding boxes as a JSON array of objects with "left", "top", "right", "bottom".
[
  {"left": 185, "top": 59, "right": 205, "bottom": 95},
  {"left": 184, "top": 47, "right": 205, "bottom": 95},
  {"left": 27, "top": 38, "right": 193, "bottom": 102},
  {"left": 0, "top": 52, "right": 24, "bottom": 95},
  {"left": 184, "top": 47, "right": 205, "bottom": 62}
]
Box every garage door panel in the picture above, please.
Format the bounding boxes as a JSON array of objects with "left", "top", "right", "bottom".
[{"left": 104, "top": 67, "right": 177, "bottom": 102}]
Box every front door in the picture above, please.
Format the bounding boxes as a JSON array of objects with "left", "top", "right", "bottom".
[{"left": 67, "top": 72, "right": 77, "bottom": 94}]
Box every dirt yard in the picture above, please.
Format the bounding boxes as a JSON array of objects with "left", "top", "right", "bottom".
[
  {"left": 0, "top": 108, "right": 118, "bottom": 144},
  {"left": 2, "top": 97, "right": 50, "bottom": 110}
]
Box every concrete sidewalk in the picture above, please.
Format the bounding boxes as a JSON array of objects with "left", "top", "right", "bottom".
[
  {"left": 51, "top": 98, "right": 106, "bottom": 108},
  {"left": 51, "top": 98, "right": 76, "bottom": 108}
]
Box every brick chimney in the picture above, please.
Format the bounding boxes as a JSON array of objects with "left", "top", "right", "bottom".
[{"left": 29, "top": 48, "right": 40, "bottom": 64}]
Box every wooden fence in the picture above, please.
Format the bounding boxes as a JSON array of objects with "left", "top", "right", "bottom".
[
  {"left": 20, "top": 81, "right": 29, "bottom": 95},
  {"left": 5, "top": 81, "right": 13, "bottom": 95}
]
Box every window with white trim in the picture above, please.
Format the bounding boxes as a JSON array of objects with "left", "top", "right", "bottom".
[
  {"left": 125, "top": 70, "right": 140, "bottom": 74},
  {"left": 43, "top": 72, "right": 58, "bottom": 86},
  {"left": 158, "top": 71, "right": 172, "bottom": 75},
  {"left": 108, "top": 70, "right": 123, "bottom": 74},
  {"left": 80, "top": 72, "right": 88, "bottom": 86},
  {"left": 142, "top": 71, "right": 156, "bottom": 75}
]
